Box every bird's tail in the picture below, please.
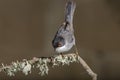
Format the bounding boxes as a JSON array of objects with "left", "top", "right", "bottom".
[{"left": 65, "top": 0, "right": 76, "bottom": 25}]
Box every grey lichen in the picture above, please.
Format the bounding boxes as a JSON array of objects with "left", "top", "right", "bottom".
[
  {"left": 0, "top": 53, "right": 80, "bottom": 76},
  {"left": 52, "top": 54, "right": 78, "bottom": 66},
  {"left": 22, "top": 60, "right": 32, "bottom": 75},
  {"left": 36, "top": 58, "right": 49, "bottom": 76}
]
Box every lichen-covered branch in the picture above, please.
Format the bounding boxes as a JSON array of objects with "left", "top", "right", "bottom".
[
  {"left": 0, "top": 53, "right": 97, "bottom": 80},
  {"left": 0, "top": 53, "right": 79, "bottom": 76}
]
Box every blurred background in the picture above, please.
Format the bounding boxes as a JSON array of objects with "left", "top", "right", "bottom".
[{"left": 0, "top": 0, "right": 120, "bottom": 80}]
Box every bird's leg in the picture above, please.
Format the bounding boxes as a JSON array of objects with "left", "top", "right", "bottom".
[
  {"left": 74, "top": 45, "right": 79, "bottom": 55},
  {"left": 60, "top": 53, "right": 64, "bottom": 58}
]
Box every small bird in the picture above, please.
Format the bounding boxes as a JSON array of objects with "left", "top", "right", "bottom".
[{"left": 52, "top": 0, "right": 76, "bottom": 53}]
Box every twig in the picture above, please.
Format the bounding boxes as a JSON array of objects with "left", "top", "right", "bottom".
[
  {"left": 0, "top": 53, "right": 97, "bottom": 80},
  {"left": 77, "top": 55, "right": 97, "bottom": 80}
]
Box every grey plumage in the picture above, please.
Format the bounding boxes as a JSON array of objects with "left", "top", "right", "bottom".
[
  {"left": 65, "top": 0, "right": 76, "bottom": 32},
  {"left": 52, "top": 0, "right": 76, "bottom": 53}
]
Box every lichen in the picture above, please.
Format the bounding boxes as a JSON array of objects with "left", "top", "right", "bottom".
[{"left": 0, "top": 53, "right": 79, "bottom": 76}]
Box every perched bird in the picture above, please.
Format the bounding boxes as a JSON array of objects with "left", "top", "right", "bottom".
[{"left": 52, "top": 0, "right": 76, "bottom": 53}]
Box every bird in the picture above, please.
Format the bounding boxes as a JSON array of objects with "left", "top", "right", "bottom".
[{"left": 52, "top": 0, "right": 76, "bottom": 54}]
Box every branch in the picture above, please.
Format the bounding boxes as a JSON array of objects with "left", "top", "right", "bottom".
[
  {"left": 0, "top": 53, "right": 97, "bottom": 80},
  {"left": 77, "top": 55, "right": 97, "bottom": 80}
]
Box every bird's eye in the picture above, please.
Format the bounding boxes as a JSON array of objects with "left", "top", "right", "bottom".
[
  {"left": 58, "top": 42, "right": 62, "bottom": 47},
  {"left": 52, "top": 36, "right": 65, "bottom": 48}
]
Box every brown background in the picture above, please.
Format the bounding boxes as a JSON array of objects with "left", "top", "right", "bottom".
[{"left": 0, "top": 0, "right": 120, "bottom": 80}]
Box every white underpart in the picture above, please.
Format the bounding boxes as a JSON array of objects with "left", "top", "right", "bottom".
[{"left": 55, "top": 42, "right": 74, "bottom": 53}]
